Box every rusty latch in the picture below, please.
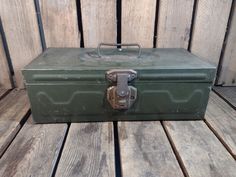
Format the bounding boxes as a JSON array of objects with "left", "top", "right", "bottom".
[{"left": 106, "top": 69, "right": 137, "bottom": 110}]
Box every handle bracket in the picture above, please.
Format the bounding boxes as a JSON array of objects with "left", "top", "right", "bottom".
[{"left": 97, "top": 43, "right": 142, "bottom": 58}]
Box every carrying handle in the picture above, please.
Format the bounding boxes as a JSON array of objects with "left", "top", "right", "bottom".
[{"left": 97, "top": 43, "right": 142, "bottom": 58}]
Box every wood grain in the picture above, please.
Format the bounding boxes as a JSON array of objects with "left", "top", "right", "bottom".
[
  {"left": 156, "top": 0, "right": 194, "bottom": 48},
  {"left": 0, "top": 33, "right": 11, "bottom": 88},
  {"left": 0, "top": 89, "right": 9, "bottom": 100},
  {"left": 55, "top": 123, "right": 115, "bottom": 177},
  {"left": 217, "top": 3, "right": 236, "bottom": 85},
  {"left": 0, "top": 89, "right": 30, "bottom": 157},
  {"left": 0, "top": 116, "right": 68, "bottom": 177},
  {"left": 205, "top": 92, "right": 236, "bottom": 159},
  {"left": 164, "top": 121, "right": 236, "bottom": 177},
  {"left": 118, "top": 121, "right": 184, "bottom": 177},
  {"left": 122, "top": 0, "right": 157, "bottom": 47},
  {"left": 81, "top": 0, "right": 116, "bottom": 47},
  {"left": 0, "top": 0, "right": 42, "bottom": 87},
  {"left": 39, "top": 0, "right": 80, "bottom": 47},
  {"left": 213, "top": 86, "right": 236, "bottom": 109},
  {"left": 190, "top": 0, "right": 232, "bottom": 65}
]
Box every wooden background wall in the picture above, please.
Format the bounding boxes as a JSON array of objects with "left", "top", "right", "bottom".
[{"left": 0, "top": 0, "right": 235, "bottom": 88}]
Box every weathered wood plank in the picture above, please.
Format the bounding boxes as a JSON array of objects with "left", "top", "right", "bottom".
[
  {"left": 213, "top": 86, "right": 236, "bottom": 109},
  {"left": 0, "top": 116, "right": 68, "bottom": 177},
  {"left": 122, "top": 0, "right": 156, "bottom": 47},
  {"left": 156, "top": 0, "right": 194, "bottom": 48},
  {"left": 118, "top": 121, "right": 184, "bottom": 177},
  {"left": 190, "top": 0, "right": 232, "bottom": 65},
  {"left": 164, "top": 121, "right": 236, "bottom": 177},
  {"left": 55, "top": 123, "right": 115, "bottom": 177},
  {"left": 0, "top": 32, "right": 11, "bottom": 88},
  {"left": 39, "top": 0, "right": 80, "bottom": 47},
  {"left": 0, "top": 89, "right": 29, "bottom": 157},
  {"left": 81, "top": 0, "right": 116, "bottom": 47},
  {"left": 0, "top": 89, "right": 9, "bottom": 100},
  {"left": 205, "top": 92, "right": 236, "bottom": 159},
  {"left": 0, "top": 0, "right": 42, "bottom": 87},
  {"left": 217, "top": 2, "right": 236, "bottom": 85}
]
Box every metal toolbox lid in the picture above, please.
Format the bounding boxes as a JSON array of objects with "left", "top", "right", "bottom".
[{"left": 23, "top": 48, "right": 216, "bottom": 83}]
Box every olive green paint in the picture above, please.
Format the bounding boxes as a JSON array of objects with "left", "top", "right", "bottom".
[{"left": 22, "top": 48, "right": 216, "bottom": 123}]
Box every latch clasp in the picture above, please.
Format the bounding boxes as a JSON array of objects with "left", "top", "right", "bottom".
[{"left": 106, "top": 69, "right": 137, "bottom": 110}]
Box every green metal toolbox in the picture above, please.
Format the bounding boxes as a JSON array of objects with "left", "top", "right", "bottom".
[{"left": 22, "top": 44, "right": 216, "bottom": 123}]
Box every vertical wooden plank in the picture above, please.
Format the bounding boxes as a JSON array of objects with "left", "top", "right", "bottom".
[
  {"left": 0, "top": 33, "right": 11, "bottom": 88},
  {"left": 80, "top": 0, "right": 117, "bottom": 47},
  {"left": 0, "top": 0, "right": 42, "bottom": 88},
  {"left": 190, "top": 0, "right": 232, "bottom": 65},
  {"left": 122, "top": 0, "right": 157, "bottom": 47},
  {"left": 55, "top": 123, "right": 115, "bottom": 177},
  {"left": 156, "top": 0, "right": 194, "bottom": 48},
  {"left": 118, "top": 122, "right": 184, "bottom": 177},
  {"left": 217, "top": 3, "right": 236, "bottom": 85},
  {"left": 39, "top": 0, "right": 80, "bottom": 47}
]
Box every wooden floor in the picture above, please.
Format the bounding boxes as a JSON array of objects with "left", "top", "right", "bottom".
[
  {"left": 0, "top": 88, "right": 235, "bottom": 177},
  {"left": 213, "top": 86, "right": 236, "bottom": 109}
]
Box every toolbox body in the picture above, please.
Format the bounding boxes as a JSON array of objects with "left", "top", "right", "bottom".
[{"left": 23, "top": 47, "right": 216, "bottom": 123}]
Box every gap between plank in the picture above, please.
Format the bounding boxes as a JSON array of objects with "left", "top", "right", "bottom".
[
  {"left": 116, "top": 0, "right": 122, "bottom": 46},
  {"left": 113, "top": 121, "right": 122, "bottom": 177},
  {"left": 215, "top": 0, "right": 236, "bottom": 85},
  {"left": 0, "top": 89, "right": 12, "bottom": 101},
  {"left": 0, "top": 18, "right": 15, "bottom": 87},
  {"left": 51, "top": 123, "right": 71, "bottom": 177},
  {"left": 34, "top": 0, "right": 47, "bottom": 50},
  {"left": 212, "top": 88, "right": 236, "bottom": 110},
  {"left": 76, "top": 0, "right": 84, "bottom": 48},
  {"left": 161, "top": 121, "right": 190, "bottom": 177},
  {"left": 153, "top": 0, "right": 159, "bottom": 48},
  {"left": 0, "top": 109, "right": 31, "bottom": 158},
  {"left": 204, "top": 119, "right": 236, "bottom": 160},
  {"left": 187, "top": 0, "right": 198, "bottom": 51}
]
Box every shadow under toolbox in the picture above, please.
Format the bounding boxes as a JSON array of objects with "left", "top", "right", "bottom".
[{"left": 22, "top": 44, "right": 216, "bottom": 123}]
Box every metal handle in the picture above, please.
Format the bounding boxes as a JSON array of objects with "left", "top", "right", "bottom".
[{"left": 97, "top": 43, "right": 142, "bottom": 58}]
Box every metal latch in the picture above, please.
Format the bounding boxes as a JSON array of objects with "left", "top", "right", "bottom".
[{"left": 106, "top": 69, "right": 137, "bottom": 110}]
